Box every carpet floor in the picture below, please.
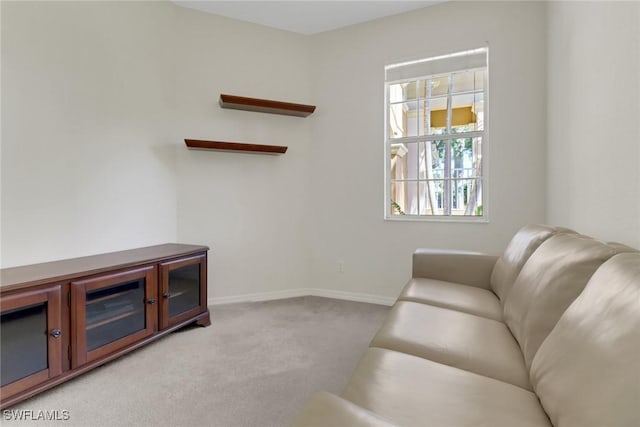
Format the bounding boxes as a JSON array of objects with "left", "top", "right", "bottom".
[{"left": 3, "top": 296, "right": 390, "bottom": 427}]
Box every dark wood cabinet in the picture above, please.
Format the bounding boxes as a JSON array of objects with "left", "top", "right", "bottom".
[
  {"left": 0, "top": 244, "right": 209, "bottom": 409},
  {"left": 0, "top": 286, "right": 63, "bottom": 402},
  {"left": 71, "top": 266, "right": 157, "bottom": 368},
  {"left": 159, "top": 254, "right": 208, "bottom": 330}
]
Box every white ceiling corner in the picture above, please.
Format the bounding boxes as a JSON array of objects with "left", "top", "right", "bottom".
[{"left": 172, "top": 1, "right": 445, "bottom": 35}]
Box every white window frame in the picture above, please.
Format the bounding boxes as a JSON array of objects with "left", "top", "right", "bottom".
[{"left": 384, "top": 47, "right": 489, "bottom": 222}]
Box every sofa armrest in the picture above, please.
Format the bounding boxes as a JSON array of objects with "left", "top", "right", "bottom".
[
  {"left": 412, "top": 249, "right": 499, "bottom": 290},
  {"left": 290, "top": 392, "right": 397, "bottom": 427}
]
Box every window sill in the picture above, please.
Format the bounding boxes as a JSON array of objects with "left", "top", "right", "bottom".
[{"left": 384, "top": 215, "right": 490, "bottom": 224}]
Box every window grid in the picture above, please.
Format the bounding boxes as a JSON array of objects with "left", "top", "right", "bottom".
[{"left": 385, "top": 52, "right": 487, "bottom": 220}]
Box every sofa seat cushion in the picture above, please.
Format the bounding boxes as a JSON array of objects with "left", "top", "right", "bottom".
[
  {"left": 343, "top": 348, "right": 552, "bottom": 427},
  {"left": 530, "top": 252, "right": 640, "bottom": 427},
  {"left": 398, "top": 278, "right": 503, "bottom": 321},
  {"left": 290, "top": 392, "right": 397, "bottom": 427},
  {"left": 370, "top": 301, "right": 531, "bottom": 390}
]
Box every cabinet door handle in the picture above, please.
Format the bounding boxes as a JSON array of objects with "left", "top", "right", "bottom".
[
  {"left": 50, "top": 329, "right": 62, "bottom": 338},
  {"left": 147, "top": 298, "right": 157, "bottom": 305}
]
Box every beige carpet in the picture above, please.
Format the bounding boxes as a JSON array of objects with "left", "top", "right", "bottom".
[{"left": 3, "top": 296, "right": 389, "bottom": 427}]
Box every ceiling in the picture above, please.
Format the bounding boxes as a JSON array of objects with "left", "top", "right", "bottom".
[{"left": 172, "top": 1, "right": 444, "bottom": 35}]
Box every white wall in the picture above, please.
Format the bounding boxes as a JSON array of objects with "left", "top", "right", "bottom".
[
  {"left": 172, "top": 7, "right": 313, "bottom": 300},
  {"left": 1, "top": 1, "right": 178, "bottom": 267},
  {"left": 308, "top": 1, "right": 548, "bottom": 298},
  {"left": 4, "top": 1, "right": 635, "bottom": 302},
  {"left": 546, "top": 1, "right": 640, "bottom": 248},
  {"left": 1, "top": 1, "right": 314, "bottom": 302},
  {"left": 0, "top": 1, "right": 3, "bottom": 267}
]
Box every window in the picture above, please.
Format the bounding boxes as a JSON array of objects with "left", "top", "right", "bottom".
[{"left": 385, "top": 48, "right": 488, "bottom": 220}]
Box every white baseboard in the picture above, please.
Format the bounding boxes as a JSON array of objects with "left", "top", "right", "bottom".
[
  {"left": 208, "top": 288, "right": 310, "bottom": 305},
  {"left": 208, "top": 288, "right": 395, "bottom": 306},
  {"left": 310, "top": 289, "right": 396, "bottom": 306}
]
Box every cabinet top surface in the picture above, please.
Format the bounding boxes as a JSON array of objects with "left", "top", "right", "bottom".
[{"left": 0, "top": 244, "right": 209, "bottom": 292}]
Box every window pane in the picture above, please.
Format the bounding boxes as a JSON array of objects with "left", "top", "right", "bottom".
[
  {"left": 390, "top": 143, "right": 409, "bottom": 197},
  {"left": 474, "top": 69, "right": 485, "bottom": 91},
  {"left": 406, "top": 143, "right": 418, "bottom": 180},
  {"left": 389, "top": 81, "right": 426, "bottom": 102},
  {"left": 389, "top": 101, "right": 417, "bottom": 138},
  {"left": 408, "top": 80, "right": 426, "bottom": 100},
  {"left": 451, "top": 137, "right": 482, "bottom": 179},
  {"left": 390, "top": 180, "right": 417, "bottom": 215},
  {"left": 474, "top": 92, "right": 484, "bottom": 131},
  {"left": 406, "top": 181, "right": 418, "bottom": 215},
  {"left": 452, "top": 70, "right": 484, "bottom": 93},
  {"left": 389, "top": 143, "right": 418, "bottom": 181},
  {"left": 427, "top": 97, "right": 448, "bottom": 134},
  {"left": 419, "top": 180, "right": 445, "bottom": 215},
  {"left": 418, "top": 100, "right": 450, "bottom": 136},
  {"left": 450, "top": 178, "right": 482, "bottom": 216},
  {"left": 418, "top": 103, "right": 427, "bottom": 136},
  {"left": 388, "top": 83, "right": 405, "bottom": 103},
  {"left": 426, "top": 76, "right": 448, "bottom": 97},
  {"left": 389, "top": 141, "right": 416, "bottom": 216},
  {"left": 451, "top": 94, "right": 478, "bottom": 132},
  {"left": 452, "top": 70, "right": 476, "bottom": 93},
  {"left": 419, "top": 141, "right": 445, "bottom": 179}
]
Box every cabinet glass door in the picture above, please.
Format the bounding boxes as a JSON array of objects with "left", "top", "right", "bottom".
[
  {"left": 71, "top": 266, "right": 156, "bottom": 368},
  {"left": 167, "top": 263, "right": 200, "bottom": 317},
  {"left": 159, "top": 254, "right": 206, "bottom": 329},
  {"left": 85, "top": 279, "right": 146, "bottom": 352},
  {"left": 0, "top": 287, "right": 62, "bottom": 400}
]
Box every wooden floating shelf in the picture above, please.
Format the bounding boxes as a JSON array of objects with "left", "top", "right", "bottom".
[
  {"left": 184, "top": 139, "right": 287, "bottom": 155},
  {"left": 219, "top": 94, "right": 316, "bottom": 117}
]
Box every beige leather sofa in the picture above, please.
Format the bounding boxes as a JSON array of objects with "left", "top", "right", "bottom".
[{"left": 292, "top": 225, "right": 640, "bottom": 427}]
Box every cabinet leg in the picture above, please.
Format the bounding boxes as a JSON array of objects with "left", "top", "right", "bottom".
[{"left": 196, "top": 310, "right": 211, "bottom": 327}]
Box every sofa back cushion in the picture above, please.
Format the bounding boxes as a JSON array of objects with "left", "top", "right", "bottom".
[
  {"left": 530, "top": 252, "right": 640, "bottom": 427},
  {"left": 490, "top": 224, "right": 568, "bottom": 301},
  {"left": 503, "top": 233, "right": 622, "bottom": 369}
]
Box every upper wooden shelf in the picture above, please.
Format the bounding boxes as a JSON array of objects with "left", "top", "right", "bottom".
[
  {"left": 219, "top": 94, "right": 316, "bottom": 117},
  {"left": 184, "top": 139, "right": 287, "bottom": 155}
]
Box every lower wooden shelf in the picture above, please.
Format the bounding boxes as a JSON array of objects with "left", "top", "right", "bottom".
[{"left": 184, "top": 139, "right": 287, "bottom": 155}]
